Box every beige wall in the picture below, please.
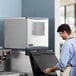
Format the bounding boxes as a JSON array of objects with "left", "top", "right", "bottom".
[{"left": 60, "top": 0, "right": 76, "bottom": 6}]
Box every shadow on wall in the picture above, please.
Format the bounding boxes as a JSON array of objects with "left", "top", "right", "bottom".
[{"left": 0, "top": 20, "right": 4, "bottom": 47}]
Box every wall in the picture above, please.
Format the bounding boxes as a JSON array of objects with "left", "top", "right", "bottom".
[
  {"left": 55, "top": 0, "right": 60, "bottom": 60},
  {"left": 22, "top": 0, "right": 55, "bottom": 50},
  {"left": 55, "top": 0, "right": 61, "bottom": 76},
  {"left": 0, "top": 0, "right": 21, "bottom": 18},
  {"left": 0, "top": 0, "right": 21, "bottom": 46},
  {"left": 0, "top": 20, "right": 4, "bottom": 46}
]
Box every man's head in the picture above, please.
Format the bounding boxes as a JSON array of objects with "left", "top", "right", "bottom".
[{"left": 57, "top": 24, "right": 71, "bottom": 40}]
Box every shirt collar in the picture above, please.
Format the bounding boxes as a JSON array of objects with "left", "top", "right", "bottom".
[{"left": 66, "top": 35, "right": 74, "bottom": 40}]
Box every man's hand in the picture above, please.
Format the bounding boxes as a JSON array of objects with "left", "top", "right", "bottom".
[
  {"left": 43, "top": 66, "right": 58, "bottom": 74},
  {"left": 43, "top": 68, "right": 52, "bottom": 74}
]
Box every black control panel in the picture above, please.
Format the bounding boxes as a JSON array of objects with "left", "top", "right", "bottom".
[{"left": 28, "top": 48, "right": 58, "bottom": 76}]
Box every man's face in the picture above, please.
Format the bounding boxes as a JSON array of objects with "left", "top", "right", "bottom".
[{"left": 59, "top": 31, "right": 67, "bottom": 40}]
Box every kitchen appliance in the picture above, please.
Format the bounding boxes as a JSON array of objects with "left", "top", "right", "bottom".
[
  {"left": 0, "top": 49, "right": 11, "bottom": 71},
  {"left": 4, "top": 17, "right": 49, "bottom": 49}
]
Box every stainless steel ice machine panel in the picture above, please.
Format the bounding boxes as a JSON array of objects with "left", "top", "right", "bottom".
[
  {"left": 4, "top": 17, "right": 27, "bottom": 49},
  {"left": 27, "top": 17, "right": 49, "bottom": 47}
]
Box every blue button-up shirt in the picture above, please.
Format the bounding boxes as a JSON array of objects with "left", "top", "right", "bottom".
[{"left": 57, "top": 35, "right": 76, "bottom": 70}]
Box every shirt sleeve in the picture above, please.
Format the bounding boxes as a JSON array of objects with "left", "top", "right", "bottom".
[{"left": 56, "top": 41, "right": 71, "bottom": 70}]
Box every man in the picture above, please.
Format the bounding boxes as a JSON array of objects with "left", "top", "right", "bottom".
[{"left": 43, "top": 24, "right": 76, "bottom": 76}]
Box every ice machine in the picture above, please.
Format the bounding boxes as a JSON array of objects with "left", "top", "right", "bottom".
[{"left": 4, "top": 17, "right": 49, "bottom": 49}]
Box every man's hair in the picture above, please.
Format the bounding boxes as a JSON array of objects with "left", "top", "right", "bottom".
[{"left": 57, "top": 24, "right": 71, "bottom": 34}]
